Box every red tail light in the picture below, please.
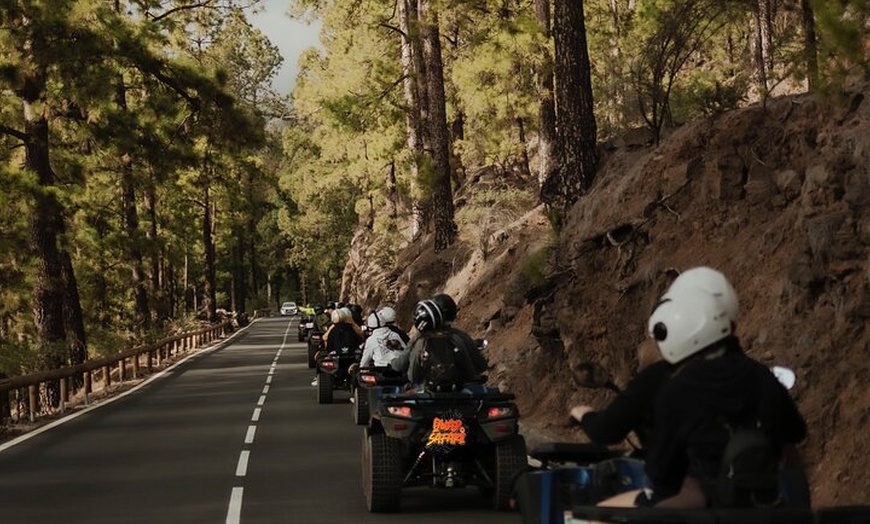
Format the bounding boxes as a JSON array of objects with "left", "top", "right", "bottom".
[
  {"left": 360, "top": 374, "right": 378, "bottom": 385},
  {"left": 321, "top": 360, "right": 336, "bottom": 371},
  {"left": 387, "top": 406, "right": 413, "bottom": 418},
  {"left": 487, "top": 406, "right": 513, "bottom": 418}
]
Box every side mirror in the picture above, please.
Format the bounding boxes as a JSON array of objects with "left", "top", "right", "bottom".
[
  {"left": 572, "top": 362, "right": 619, "bottom": 392},
  {"left": 474, "top": 338, "right": 488, "bottom": 351},
  {"left": 771, "top": 366, "right": 796, "bottom": 390}
]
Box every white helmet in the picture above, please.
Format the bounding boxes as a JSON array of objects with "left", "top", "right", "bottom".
[
  {"left": 365, "top": 312, "right": 381, "bottom": 329},
  {"left": 663, "top": 266, "right": 739, "bottom": 324},
  {"left": 377, "top": 306, "right": 397, "bottom": 324},
  {"left": 648, "top": 287, "right": 733, "bottom": 364}
]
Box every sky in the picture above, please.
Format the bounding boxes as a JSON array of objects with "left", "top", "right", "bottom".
[{"left": 248, "top": 0, "right": 321, "bottom": 96}]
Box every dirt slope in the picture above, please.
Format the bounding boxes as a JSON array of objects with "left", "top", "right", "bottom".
[{"left": 345, "top": 83, "right": 870, "bottom": 507}]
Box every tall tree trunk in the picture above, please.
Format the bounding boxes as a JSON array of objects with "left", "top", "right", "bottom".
[
  {"left": 25, "top": 95, "right": 67, "bottom": 375},
  {"left": 18, "top": 31, "right": 85, "bottom": 403},
  {"left": 144, "top": 174, "right": 166, "bottom": 321},
  {"left": 399, "top": 0, "right": 430, "bottom": 238},
  {"left": 534, "top": 0, "right": 557, "bottom": 187},
  {"left": 753, "top": 0, "right": 770, "bottom": 93},
  {"left": 201, "top": 169, "right": 217, "bottom": 322},
  {"left": 544, "top": 0, "right": 599, "bottom": 218},
  {"left": 116, "top": 81, "right": 151, "bottom": 332},
  {"left": 386, "top": 160, "right": 398, "bottom": 222},
  {"left": 419, "top": 0, "right": 457, "bottom": 252},
  {"left": 60, "top": 247, "right": 87, "bottom": 370},
  {"left": 246, "top": 170, "right": 258, "bottom": 308},
  {"left": 800, "top": 0, "right": 818, "bottom": 91},
  {"left": 20, "top": 39, "right": 66, "bottom": 386}
]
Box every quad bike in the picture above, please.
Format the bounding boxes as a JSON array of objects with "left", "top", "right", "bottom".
[
  {"left": 362, "top": 385, "right": 527, "bottom": 513},
  {"left": 314, "top": 343, "right": 361, "bottom": 404},
  {"left": 565, "top": 504, "right": 870, "bottom": 524},
  {"left": 515, "top": 364, "right": 841, "bottom": 524},
  {"left": 298, "top": 315, "right": 314, "bottom": 343},
  {"left": 515, "top": 442, "right": 647, "bottom": 524},
  {"left": 306, "top": 329, "right": 324, "bottom": 369},
  {"left": 349, "top": 365, "right": 407, "bottom": 426}
]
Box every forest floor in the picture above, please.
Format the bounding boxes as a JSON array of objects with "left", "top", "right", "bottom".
[{"left": 369, "top": 82, "right": 870, "bottom": 507}]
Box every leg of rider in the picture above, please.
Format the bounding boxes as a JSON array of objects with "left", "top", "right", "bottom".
[
  {"left": 589, "top": 489, "right": 644, "bottom": 524},
  {"left": 654, "top": 476, "right": 707, "bottom": 509}
]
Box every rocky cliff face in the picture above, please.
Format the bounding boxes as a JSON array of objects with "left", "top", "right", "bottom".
[{"left": 344, "top": 83, "right": 870, "bottom": 506}]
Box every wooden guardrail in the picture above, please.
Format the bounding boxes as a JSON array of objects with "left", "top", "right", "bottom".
[{"left": 0, "top": 320, "right": 234, "bottom": 425}]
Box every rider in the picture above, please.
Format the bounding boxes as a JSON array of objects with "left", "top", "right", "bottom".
[
  {"left": 597, "top": 285, "right": 806, "bottom": 510},
  {"left": 312, "top": 307, "right": 364, "bottom": 386},
  {"left": 312, "top": 304, "right": 330, "bottom": 333},
  {"left": 570, "top": 267, "right": 740, "bottom": 452},
  {"left": 347, "top": 303, "right": 365, "bottom": 330},
  {"left": 323, "top": 307, "right": 364, "bottom": 346},
  {"left": 390, "top": 293, "right": 487, "bottom": 387},
  {"left": 360, "top": 307, "right": 408, "bottom": 368}
]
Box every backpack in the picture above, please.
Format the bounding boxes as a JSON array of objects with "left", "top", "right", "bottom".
[
  {"left": 327, "top": 323, "right": 361, "bottom": 357},
  {"left": 416, "top": 330, "right": 474, "bottom": 392},
  {"left": 715, "top": 426, "right": 781, "bottom": 508},
  {"left": 386, "top": 324, "right": 411, "bottom": 344}
]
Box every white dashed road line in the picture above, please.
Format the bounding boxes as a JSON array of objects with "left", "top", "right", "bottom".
[{"left": 225, "top": 319, "right": 295, "bottom": 524}]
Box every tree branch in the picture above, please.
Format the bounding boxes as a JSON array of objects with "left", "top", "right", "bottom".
[
  {"left": 0, "top": 125, "right": 27, "bottom": 142},
  {"left": 148, "top": 1, "right": 216, "bottom": 23}
]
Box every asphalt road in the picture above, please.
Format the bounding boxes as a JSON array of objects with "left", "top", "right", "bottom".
[{"left": 0, "top": 317, "right": 524, "bottom": 524}]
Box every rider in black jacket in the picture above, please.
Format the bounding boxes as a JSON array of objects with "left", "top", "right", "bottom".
[
  {"left": 593, "top": 283, "right": 806, "bottom": 512},
  {"left": 572, "top": 357, "right": 673, "bottom": 451},
  {"left": 571, "top": 267, "right": 741, "bottom": 454}
]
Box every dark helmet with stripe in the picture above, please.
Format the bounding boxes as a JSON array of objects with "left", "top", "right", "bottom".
[{"left": 413, "top": 293, "right": 458, "bottom": 332}]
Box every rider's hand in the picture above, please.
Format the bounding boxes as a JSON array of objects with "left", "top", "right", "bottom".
[{"left": 570, "top": 405, "right": 594, "bottom": 425}]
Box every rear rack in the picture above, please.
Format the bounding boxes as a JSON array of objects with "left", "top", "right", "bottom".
[
  {"left": 567, "top": 505, "right": 870, "bottom": 524},
  {"left": 381, "top": 390, "right": 516, "bottom": 402}
]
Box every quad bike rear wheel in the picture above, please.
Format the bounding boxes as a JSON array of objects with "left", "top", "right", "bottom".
[
  {"left": 352, "top": 387, "right": 370, "bottom": 426},
  {"left": 306, "top": 344, "right": 316, "bottom": 368},
  {"left": 317, "top": 372, "right": 334, "bottom": 404},
  {"left": 363, "top": 431, "right": 402, "bottom": 512},
  {"left": 493, "top": 435, "right": 528, "bottom": 511}
]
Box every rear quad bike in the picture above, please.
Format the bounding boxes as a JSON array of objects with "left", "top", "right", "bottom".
[
  {"left": 298, "top": 315, "right": 314, "bottom": 343},
  {"left": 566, "top": 504, "right": 870, "bottom": 524},
  {"left": 349, "top": 365, "right": 407, "bottom": 426},
  {"left": 314, "top": 344, "right": 360, "bottom": 404},
  {"left": 362, "top": 386, "right": 527, "bottom": 513},
  {"left": 306, "top": 330, "right": 324, "bottom": 369}
]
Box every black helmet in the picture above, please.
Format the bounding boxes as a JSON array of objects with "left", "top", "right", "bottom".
[
  {"left": 413, "top": 293, "right": 458, "bottom": 332},
  {"left": 314, "top": 304, "right": 324, "bottom": 315},
  {"left": 347, "top": 304, "right": 363, "bottom": 326}
]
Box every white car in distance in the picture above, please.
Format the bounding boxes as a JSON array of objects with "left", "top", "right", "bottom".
[{"left": 280, "top": 301, "right": 298, "bottom": 316}]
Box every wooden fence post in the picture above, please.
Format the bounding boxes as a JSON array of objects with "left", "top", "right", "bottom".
[
  {"left": 59, "top": 378, "right": 67, "bottom": 414},
  {"left": 28, "top": 384, "right": 36, "bottom": 423},
  {"left": 84, "top": 371, "right": 91, "bottom": 405}
]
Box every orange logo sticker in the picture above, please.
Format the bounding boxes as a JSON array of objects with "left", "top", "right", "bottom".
[{"left": 427, "top": 417, "right": 467, "bottom": 447}]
